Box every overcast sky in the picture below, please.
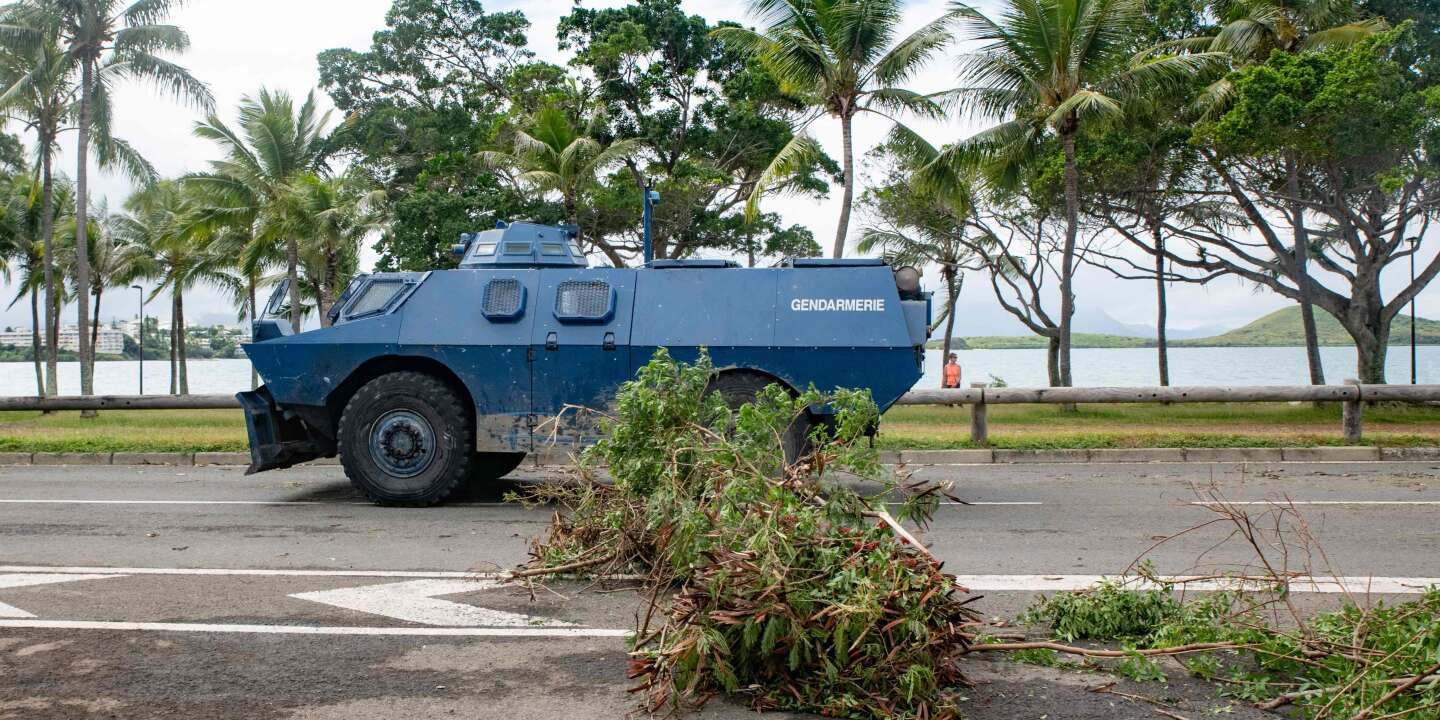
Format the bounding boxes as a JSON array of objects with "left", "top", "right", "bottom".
[{"left": 4, "top": 0, "right": 1436, "bottom": 334}]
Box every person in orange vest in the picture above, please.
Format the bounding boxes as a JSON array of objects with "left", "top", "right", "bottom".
[{"left": 942, "top": 353, "right": 962, "bottom": 389}]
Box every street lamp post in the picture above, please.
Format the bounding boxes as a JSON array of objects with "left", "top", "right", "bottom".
[
  {"left": 132, "top": 285, "right": 144, "bottom": 395},
  {"left": 1411, "top": 238, "right": 1419, "bottom": 386}
]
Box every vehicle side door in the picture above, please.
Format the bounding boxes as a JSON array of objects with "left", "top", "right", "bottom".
[
  {"left": 397, "top": 270, "right": 538, "bottom": 452},
  {"left": 529, "top": 268, "right": 636, "bottom": 450}
]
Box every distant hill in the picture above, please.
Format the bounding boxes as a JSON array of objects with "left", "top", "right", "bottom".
[
  {"left": 1175, "top": 307, "right": 1440, "bottom": 347},
  {"left": 929, "top": 333, "right": 1152, "bottom": 350}
]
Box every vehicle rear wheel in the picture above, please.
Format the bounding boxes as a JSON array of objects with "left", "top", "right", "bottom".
[
  {"left": 338, "top": 371, "right": 473, "bottom": 507},
  {"left": 469, "top": 452, "right": 527, "bottom": 483},
  {"left": 705, "top": 371, "right": 812, "bottom": 464}
]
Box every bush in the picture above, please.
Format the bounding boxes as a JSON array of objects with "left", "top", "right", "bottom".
[{"left": 518, "top": 349, "right": 979, "bottom": 719}]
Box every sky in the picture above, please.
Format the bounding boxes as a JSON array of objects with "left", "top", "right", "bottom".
[{"left": 3, "top": 0, "right": 1436, "bottom": 335}]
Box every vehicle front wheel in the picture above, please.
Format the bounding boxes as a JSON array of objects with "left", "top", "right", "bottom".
[
  {"left": 338, "top": 371, "right": 473, "bottom": 507},
  {"left": 705, "top": 371, "right": 813, "bottom": 464}
]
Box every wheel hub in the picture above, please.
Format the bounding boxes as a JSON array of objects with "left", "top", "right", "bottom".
[{"left": 369, "top": 410, "right": 436, "bottom": 478}]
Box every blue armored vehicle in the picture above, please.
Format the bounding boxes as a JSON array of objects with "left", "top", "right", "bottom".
[{"left": 240, "top": 212, "right": 931, "bottom": 506}]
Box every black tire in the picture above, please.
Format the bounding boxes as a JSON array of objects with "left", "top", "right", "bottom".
[
  {"left": 706, "top": 371, "right": 812, "bottom": 464},
  {"left": 469, "top": 452, "right": 527, "bottom": 483},
  {"left": 338, "top": 371, "right": 473, "bottom": 507}
]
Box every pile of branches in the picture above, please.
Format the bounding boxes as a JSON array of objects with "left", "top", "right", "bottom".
[
  {"left": 515, "top": 350, "right": 981, "bottom": 719},
  {"left": 986, "top": 489, "right": 1440, "bottom": 720}
]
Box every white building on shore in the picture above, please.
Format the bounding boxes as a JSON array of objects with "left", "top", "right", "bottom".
[{"left": 0, "top": 326, "right": 127, "bottom": 355}]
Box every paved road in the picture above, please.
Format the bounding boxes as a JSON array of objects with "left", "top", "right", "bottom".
[{"left": 3, "top": 459, "right": 1439, "bottom": 719}]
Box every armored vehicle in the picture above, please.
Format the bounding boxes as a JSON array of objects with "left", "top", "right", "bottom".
[{"left": 240, "top": 214, "right": 931, "bottom": 506}]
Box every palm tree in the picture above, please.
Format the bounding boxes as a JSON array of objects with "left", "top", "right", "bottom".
[
  {"left": 477, "top": 106, "right": 638, "bottom": 266},
  {"left": 714, "top": 0, "right": 951, "bottom": 258},
  {"left": 0, "top": 16, "right": 73, "bottom": 397},
  {"left": 83, "top": 197, "right": 144, "bottom": 354},
  {"left": 116, "top": 180, "right": 233, "bottom": 395},
  {"left": 0, "top": 173, "right": 46, "bottom": 394},
  {"left": 282, "top": 172, "right": 384, "bottom": 325},
  {"left": 943, "top": 0, "right": 1223, "bottom": 388},
  {"left": 189, "top": 88, "right": 331, "bottom": 334},
  {"left": 43, "top": 0, "right": 211, "bottom": 399}
]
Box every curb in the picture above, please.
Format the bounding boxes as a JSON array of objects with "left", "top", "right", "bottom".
[{"left": 0, "top": 447, "right": 1434, "bottom": 468}]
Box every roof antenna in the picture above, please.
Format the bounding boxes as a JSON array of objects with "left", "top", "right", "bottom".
[{"left": 641, "top": 179, "right": 660, "bottom": 265}]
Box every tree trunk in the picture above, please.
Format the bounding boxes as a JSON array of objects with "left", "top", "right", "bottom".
[
  {"left": 177, "top": 290, "right": 189, "bottom": 395},
  {"left": 30, "top": 287, "right": 44, "bottom": 397},
  {"left": 1058, "top": 126, "right": 1080, "bottom": 404},
  {"left": 169, "top": 292, "right": 178, "bottom": 396},
  {"left": 38, "top": 144, "right": 58, "bottom": 399},
  {"left": 1046, "top": 335, "right": 1062, "bottom": 387},
  {"left": 287, "top": 236, "right": 302, "bottom": 333},
  {"left": 940, "top": 268, "right": 960, "bottom": 388},
  {"left": 832, "top": 111, "right": 855, "bottom": 259},
  {"left": 1354, "top": 329, "right": 1388, "bottom": 385},
  {"left": 76, "top": 59, "right": 95, "bottom": 414},
  {"left": 91, "top": 289, "right": 101, "bottom": 357},
  {"left": 318, "top": 248, "right": 339, "bottom": 328},
  {"left": 1286, "top": 155, "right": 1326, "bottom": 389},
  {"left": 248, "top": 277, "right": 259, "bottom": 389},
  {"left": 1152, "top": 222, "right": 1170, "bottom": 387}
]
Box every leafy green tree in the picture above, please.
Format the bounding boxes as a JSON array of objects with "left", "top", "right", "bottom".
[
  {"left": 1361, "top": 0, "right": 1439, "bottom": 83},
  {"left": 1186, "top": 0, "right": 1384, "bottom": 385},
  {"left": 714, "top": 0, "right": 950, "bottom": 258},
  {"left": 40, "top": 0, "right": 211, "bottom": 400},
  {"left": 558, "top": 0, "right": 833, "bottom": 261},
  {"left": 318, "top": 0, "right": 553, "bottom": 271},
  {"left": 944, "top": 0, "right": 1223, "bottom": 388},
  {"left": 1175, "top": 30, "right": 1440, "bottom": 383},
  {"left": 190, "top": 88, "right": 331, "bottom": 334}
]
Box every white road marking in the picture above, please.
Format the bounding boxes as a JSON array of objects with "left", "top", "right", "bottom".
[
  {"left": 290, "top": 579, "right": 572, "bottom": 627},
  {"left": 0, "top": 499, "right": 353, "bottom": 506},
  {"left": 0, "top": 619, "right": 630, "bottom": 637},
  {"left": 1, "top": 566, "right": 1434, "bottom": 596},
  {"left": 0, "top": 573, "right": 125, "bottom": 618},
  {"left": 0, "top": 565, "right": 505, "bottom": 579},
  {"left": 1191, "top": 501, "right": 1440, "bottom": 507},
  {"left": 955, "top": 575, "right": 1440, "bottom": 594}
]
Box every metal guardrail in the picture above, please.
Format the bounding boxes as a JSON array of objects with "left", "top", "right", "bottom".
[{"left": 3, "top": 383, "right": 1438, "bottom": 444}]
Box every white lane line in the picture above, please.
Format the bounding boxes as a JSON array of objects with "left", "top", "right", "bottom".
[
  {"left": 0, "top": 619, "right": 630, "bottom": 638},
  {"left": 955, "top": 575, "right": 1440, "bottom": 594},
  {"left": 3, "top": 566, "right": 1436, "bottom": 594},
  {"left": 0, "top": 565, "right": 503, "bottom": 579},
  {"left": 887, "top": 501, "right": 1043, "bottom": 507},
  {"left": 0, "top": 499, "right": 347, "bottom": 506},
  {"left": 1191, "top": 501, "right": 1440, "bottom": 507}
]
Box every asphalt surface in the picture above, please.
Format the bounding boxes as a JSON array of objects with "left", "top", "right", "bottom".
[{"left": 3, "top": 459, "right": 1439, "bottom": 719}]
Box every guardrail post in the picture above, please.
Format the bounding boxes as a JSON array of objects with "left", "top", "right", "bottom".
[
  {"left": 970, "top": 382, "right": 989, "bottom": 444},
  {"left": 1342, "top": 379, "right": 1363, "bottom": 444}
]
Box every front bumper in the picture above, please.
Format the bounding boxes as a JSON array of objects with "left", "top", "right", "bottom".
[{"left": 237, "top": 386, "right": 324, "bottom": 474}]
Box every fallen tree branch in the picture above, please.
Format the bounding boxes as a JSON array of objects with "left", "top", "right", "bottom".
[
  {"left": 1351, "top": 661, "right": 1440, "bottom": 720},
  {"left": 965, "top": 641, "right": 1240, "bottom": 658},
  {"left": 509, "top": 553, "right": 617, "bottom": 579}
]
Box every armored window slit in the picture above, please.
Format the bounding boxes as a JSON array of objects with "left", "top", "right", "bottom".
[
  {"left": 554, "top": 280, "right": 615, "bottom": 323},
  {"left": 482, "top": 279, "right": 526, "bottom": 321}
]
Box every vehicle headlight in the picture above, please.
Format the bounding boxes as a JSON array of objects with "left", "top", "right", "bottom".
[{"left": 894, "top": 266, "right": 922, "bottom": 299}]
